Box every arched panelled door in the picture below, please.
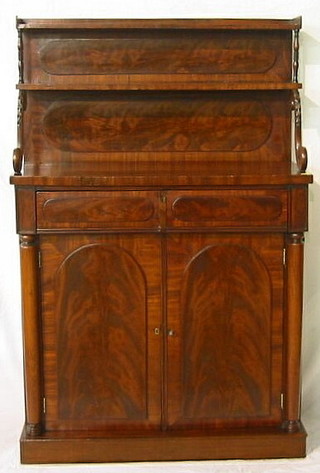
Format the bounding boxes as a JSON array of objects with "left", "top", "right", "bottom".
[
  {"left": 166, "top": 233, "right": 284, "bottom": 429},
  {"left": 40, "top": 234, "right": 162, "bottom": 431},
  {"left": 40, "top": 232, "right": 284, "bottom": 432}
]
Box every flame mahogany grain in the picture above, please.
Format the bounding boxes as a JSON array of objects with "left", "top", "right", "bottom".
[{"left": 13, "top": 17, "right": 311, "bottom": 463}]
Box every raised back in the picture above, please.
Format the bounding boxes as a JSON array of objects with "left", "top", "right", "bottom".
[{"left": 16, "top": 18, "right": 302, "bottom": 173}]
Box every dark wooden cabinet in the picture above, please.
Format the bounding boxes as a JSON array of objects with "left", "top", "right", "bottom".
[{"left": 11, "top": 17, "right": 312, "bottom": 463}]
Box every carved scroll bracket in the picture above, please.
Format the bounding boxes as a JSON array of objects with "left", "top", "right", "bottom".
[
  {"left": 13, "top": 148, "right": 23, "bottom": 176},
  {"left": 14, "top": 90, "right": 26, "bottom": 175},
  {"left": 292, "top": 90, "right": 308, "bottom": 172}
]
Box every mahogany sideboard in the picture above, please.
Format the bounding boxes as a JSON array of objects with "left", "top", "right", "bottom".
[{"left": 11, "top": 17, "right": 313, "bottom": 463}]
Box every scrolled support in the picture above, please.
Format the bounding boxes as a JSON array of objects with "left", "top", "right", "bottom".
[
  {"left": 14, "top": 90, "right": 26, "bottom": 176},
  {"left": 13, "top": 148, "right": 23, "bottom": 176},
  {"left": 292, "top": 90, "right": 308, "bottom": 172}
]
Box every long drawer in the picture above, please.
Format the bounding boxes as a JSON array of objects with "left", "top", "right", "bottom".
[{"left": 37, "top": 189, "right": 288, "bottom": 231}]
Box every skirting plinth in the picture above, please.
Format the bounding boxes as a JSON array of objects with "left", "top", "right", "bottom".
[{"left": 20, "top": 424, "right": 307, "bottom": 464}]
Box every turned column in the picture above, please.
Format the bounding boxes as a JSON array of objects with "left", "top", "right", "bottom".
[
  {"left": 20, "top": 235, "right": 43, "bottom": 436},
  {"left": 283, "top": 232, "right": 304, "bottom": 432}
]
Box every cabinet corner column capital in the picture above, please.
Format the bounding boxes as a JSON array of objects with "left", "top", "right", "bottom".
[
  {"left": 287, "top": 232, "right": 305, "bottom": 245},
  {"left": 19, "top": 234, "right": 37, "bottom": 247}
]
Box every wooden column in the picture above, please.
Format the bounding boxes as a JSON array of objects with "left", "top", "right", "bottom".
[
  {"left": 283, "top": 232, "right": 304, "bottom": 432},
  {"left": 20, "top": 235, "right": 43, "bottom": 436}
]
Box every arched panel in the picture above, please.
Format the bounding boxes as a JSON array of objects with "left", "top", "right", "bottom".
[
  {"left": 181, "top": 244, "right": 272, "bottom": 420},
  {"left": 55, "top": 244, "right": 147, "bottom": 421}
]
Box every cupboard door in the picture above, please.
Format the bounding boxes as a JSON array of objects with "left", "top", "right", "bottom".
[
  {"left": 40, "top": 234, "right": 162, "bottom": 431},
  {"left": 166, "top": 233, "right": 284, "bottom": 429}
]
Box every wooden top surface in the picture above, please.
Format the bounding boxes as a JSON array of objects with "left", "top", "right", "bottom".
[
  {"left": 17, "top": 83, "right": 302, "bottom": 91},
  {"left": 17, "top": 17, "right": 302, "bottom": 31},
  {"left": 10, "top": 161, "right": 313, "bottom": 187}
]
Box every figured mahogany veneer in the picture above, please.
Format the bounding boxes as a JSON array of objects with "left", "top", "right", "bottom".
[
  {"left": 40, "top": 233, "right": 162, "bottom": 431},
  {"left": 166, "top": 233, "right": 284, "bottom": 429},
  {"left": 36, "top": 189, "right": 287, "bottom": 231},
  {"left": 23, "top": 90, "right": 291, "bottom": 165},
  {"left": 167, "top": 190, "right": 287, "bottom": 229},
  {"left": 39, "top": 36, "right": 278, "bottom": 75},
  {"left": 12, "top": 17, "right": 312, "bottom": 463},
  {"left": 42, "top": 95, "right": 273, "bottom": 153},
  {"left": 36, "top": 191, "right": 160, "bottom": 230},
  {"left": 22, "top": 29, "right": 292, "bottom": 87}
]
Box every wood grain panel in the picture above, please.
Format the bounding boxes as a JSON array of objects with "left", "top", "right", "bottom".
[
  {"left": 166, "top": 233, "right": 284, "bottom": 428},
  {"left": 15, "top": 187, "right": 36, "bottom": 234},
  {"left": 43, "top": 97, "right": 271, "bottom": 153},
  {"left": 22, "top": 29, "right": 292, "bottom": 85},
  {"left": 23, "top": 91, "right": 291, "bottom": 164},
  {"left": 56, "top": 244, "right": 147, "bottom": 420},
  {"left": 40, "top": 234, "right": 162, "bottom": 431},
  {"left": 288, "top": 186, "right": 309, "bottom": 232},
  {"left": 182, "top": 244, "right": 271, "bottom": 419},
  {"left": 168, "top": 190, "right": 287, "bottom": 228},
  {"left": 37, "top": 191, "right": 159, "bottom": 230},
  {"left": 39, "top": 37, "right": 277, "bottom": 76}
]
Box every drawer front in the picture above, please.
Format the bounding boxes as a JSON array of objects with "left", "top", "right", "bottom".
[
  {"left": 37, "top": 191, "right": 160, "bottom": 230},
  {"left": 167, "top": 190, "right": 288, "bottom": 229},
  {"left": 22, "top": 29, "right": 291, "bottom": 86}
]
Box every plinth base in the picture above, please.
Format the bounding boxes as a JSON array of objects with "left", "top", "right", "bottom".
[{"left": 20, "top": 424, "right": 307, "bottom": 464}]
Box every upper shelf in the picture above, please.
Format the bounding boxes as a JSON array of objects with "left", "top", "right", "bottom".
[
  {"left": 17, "top": 82, "right": 302, "bottom": 91},
  {"left": 17, "top": 17, "right": 302, "bottom": 30},
  {"left": 17, "top": 18, "right": 301, "bottom": 89}
]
